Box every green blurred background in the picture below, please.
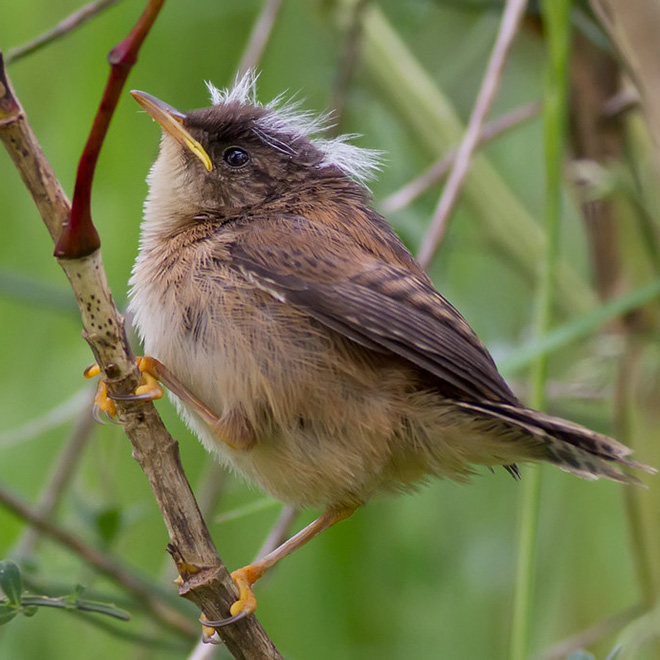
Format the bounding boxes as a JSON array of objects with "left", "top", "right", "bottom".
[{"left": 1, "top": 1, "right": 659, "bottom": 658}]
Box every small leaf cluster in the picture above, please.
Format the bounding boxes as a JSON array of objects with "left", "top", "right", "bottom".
[{"left": 0, "top": 560, "right": 129, "bottom": 626}]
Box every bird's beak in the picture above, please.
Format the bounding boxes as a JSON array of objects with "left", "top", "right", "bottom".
[{"left": 130, "top": 90, "right": 213, "bottom": 172}]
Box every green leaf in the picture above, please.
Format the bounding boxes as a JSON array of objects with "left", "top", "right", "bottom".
[
  {"left": 69, "top": 584, "right": 85, "bottom": 603},
  {"left": 0, "top": 603, "right": 18, "bottom": 626},
  {"left": 22, "top": 605, "right": 38, "bottom": 617},
  {"left": 0, "top": 561, "right": 23, "bottom": 606}
]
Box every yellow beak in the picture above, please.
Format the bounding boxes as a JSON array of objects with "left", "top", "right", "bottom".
[{"left": 131, "top": 90, "right": 213, "bottom": 172}]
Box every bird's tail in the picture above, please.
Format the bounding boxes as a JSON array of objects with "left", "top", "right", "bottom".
[{"left": 454, "top": 400, "right": 656, "bottom": 484}]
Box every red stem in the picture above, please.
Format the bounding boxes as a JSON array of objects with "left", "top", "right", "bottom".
[{"left": 54, "top": 0, "right": 166, "bottom": 259}]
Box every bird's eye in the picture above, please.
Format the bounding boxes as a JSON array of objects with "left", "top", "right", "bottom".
[{"left": 223, "top": 146, "right": 250, "bottom": 168}]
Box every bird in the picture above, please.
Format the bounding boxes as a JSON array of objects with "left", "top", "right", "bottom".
[{"left": 115, "top": 72, "right": 653, "bottom": 627}]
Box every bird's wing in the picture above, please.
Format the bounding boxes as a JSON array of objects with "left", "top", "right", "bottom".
[{"left": 226, "top": 215, "right": 517, "bottom": 404}]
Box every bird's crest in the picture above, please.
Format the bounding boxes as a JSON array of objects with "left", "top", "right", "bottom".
[{"left": 205, "top": 71, "right": 382, "bottom": 183}]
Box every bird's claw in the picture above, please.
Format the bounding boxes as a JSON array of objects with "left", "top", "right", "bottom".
[
  {"left": 199, "top": 614, "right": 227, "bottom": 644},
  {"left": 201, "top": 566, "right": 260, "bottom": 628},
  {"left": 84, "top": 357, "right": 164, "bottom": 421},
  {"left": 110, "top": 389, "right": 162, "bottom": 402},
  {"left": 92, "top": 401, "right": 121, "bottom": 425},
  {"left": 201, "top": 608, "right": 250, "bottom": 629},
  {"left": 89, "top": 376, "right": 118, "bottom": 420},
  {"left": 108, "top": 357, "right": 164, "bottom": 402}
]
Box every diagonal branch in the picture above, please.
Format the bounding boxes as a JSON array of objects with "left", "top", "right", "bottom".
[
  {"left": 539, "top": 605, "right": 642, "bottom": 659},
  {"left": 381, "top": 101, "right": 540, "bottom": 214},
  {"left": 5, "top": 0, "right": 121, "bottom": 64},
  {"left": 416, "top": 0, "right": 529, "bottom": 269},
  {"left": 186, "top": 506, "right": 298, "bottom": 657},
  {"left": 12, "top": 390, "right": 96, "bottom": 558}
]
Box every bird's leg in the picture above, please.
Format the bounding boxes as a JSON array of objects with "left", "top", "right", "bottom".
[
  {"left": 85, "top": 357, "right": 256, "bottom": 450},
  {"left": 204, "top": 507, "right": 356, "bottom": 628}
]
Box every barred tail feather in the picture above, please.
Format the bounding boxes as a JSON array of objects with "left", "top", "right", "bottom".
[{"left": 454, "top": 401, "right": 656, "bottom": 485}]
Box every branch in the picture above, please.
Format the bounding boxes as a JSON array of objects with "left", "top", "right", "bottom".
[
  {"left": 539, "top": 605, "right": 642, "bottom": 659},
  {"left": 416, "top": 0, "right": 529, "bottom": 269},
  {"left": 237, "top": 0, "right": 283, "bottom": 77},
  {"left": 0, "top": 58, "right": 69, "bottom": 242},
  {"left": 254, "top": 506, "right": 298, "bottom": 562},
  {"left": 381, "top": 101, "right": 540, "bottom": 214},
  {"left": 5, "top": 0, "right": 121, "bottom": 64},
  {"left": 0, "top": 6, "right": 282, "bottom": 659},
  {"left": 591, "top": 0, "right": 660, "bottom": 175}
]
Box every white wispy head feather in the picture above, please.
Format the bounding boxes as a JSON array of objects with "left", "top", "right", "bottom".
[{"left": 205, "top": 71, "right": 383, "bottom": 183}]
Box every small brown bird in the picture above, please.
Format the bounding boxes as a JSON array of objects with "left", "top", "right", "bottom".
[{"left": 122, "top": 73, "right": 652, "bottom": 625}]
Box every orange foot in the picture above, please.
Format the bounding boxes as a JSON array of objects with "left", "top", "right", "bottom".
[
  {"left": 228, "top": 564, "right": 263, "bottom": 617},
  {"left": 202, "top": 564, "right": 265, "bottom": 628},
  {"left": 84, "top": 357, "right": 164, "bottom": 421}
]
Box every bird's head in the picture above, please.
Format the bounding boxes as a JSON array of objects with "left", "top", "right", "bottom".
[{"left": 131, "top": 72, "right": 381, "bottom": 234}]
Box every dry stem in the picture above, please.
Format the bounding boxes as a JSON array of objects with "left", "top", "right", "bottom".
[
  {"left": 5, "top": 0, "right": 120, "bottom": 64},
  {"left": 237, "top": 0, "right": 283, "bottom": 77},
  {"left": 12, "top": 392, "right": 96, "bottom": 558},
  {"left": 381, "top": 101, "right": 540, "bottom": 214},
  {"left": 416, "top": 0, "right": 529, "bottom": 268}
]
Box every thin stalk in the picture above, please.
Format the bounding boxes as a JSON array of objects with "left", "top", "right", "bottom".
[
  {"left": 237, "top": 0, "right": 283, "bottom": 77},
  {"left": 509, "top": 1, "right": 572, "bottom": 659},
  {"left": 416, "top": 0, "right": 529, "bottom": 268},
  {"left": 53, "top": 0, "right": 166, "bottom": 258},
  {"left": 13, "top": 395, "right": 96, "bottom": 558},
  {"left": 5, "top": 0, "right": 120, "bottom": 64},
  {"left": 381, "top": 101, "right": 541, "bottom": 214}
]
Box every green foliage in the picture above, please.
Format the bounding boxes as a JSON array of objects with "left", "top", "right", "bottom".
[{"left": 0, "top": 561, "right": 129, "bottom": 627}]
